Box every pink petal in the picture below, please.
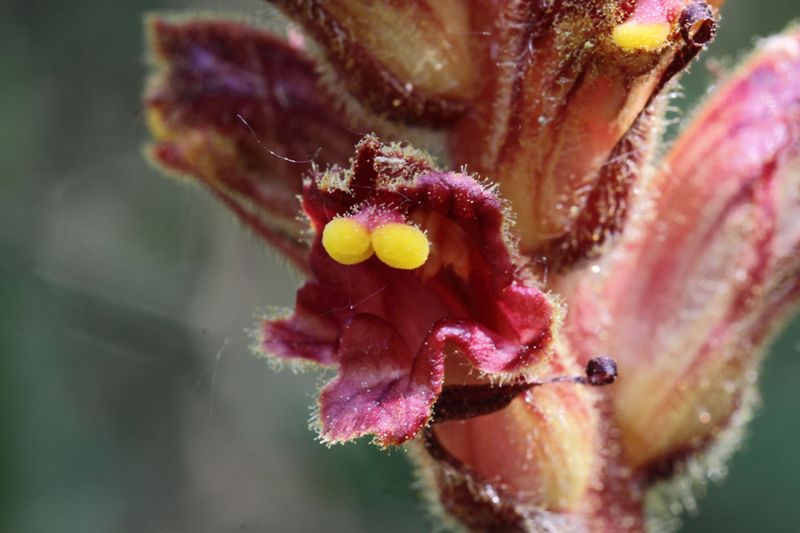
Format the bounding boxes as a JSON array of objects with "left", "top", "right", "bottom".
[{"left": 319, "top": 315, "right": 445, "bottom": 446}]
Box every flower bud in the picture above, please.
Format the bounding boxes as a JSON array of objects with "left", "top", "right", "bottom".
[
  {"left": 448, "top": 0, "right": 718, "bottom": 267},
  {"left": 569, "top": 28, "right": 800, "bottom": 470},
  {"left": 144, "top": 17, "right": 361, "bottom": 267},
  {"left": 270, "top": 0, "right": 475, "bottom": 125}
]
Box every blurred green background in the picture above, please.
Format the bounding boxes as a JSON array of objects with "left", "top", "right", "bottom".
[{"left": 1, "top": 1, "right": 798, "bottom": 532}]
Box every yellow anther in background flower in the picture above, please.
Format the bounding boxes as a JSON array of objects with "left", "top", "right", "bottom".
[
  {"left": 371, "top": 223, "right": 430, "bottom": 270},
  {"left": 145, "top": 108, "right": 172, "bottom": 141},
  {"left": 612, "top": 22, "right": 671, "bottom": 51},
  {"left": 322, "top": 218, "right": 374, "bottom": 265}
]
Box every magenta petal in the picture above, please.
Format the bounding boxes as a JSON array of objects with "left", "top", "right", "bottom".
[
  {"left": 498, "top": 284, "right": 557, "bottom": 355},
  {"left": 424, "top": 311, "right": 548, "bottom": 376},
  {"left": 261, "top": 307, "right": 338, "bottom": 367},
  {"left": 319, "top": 314, "right": 445, "bottom": 446}
]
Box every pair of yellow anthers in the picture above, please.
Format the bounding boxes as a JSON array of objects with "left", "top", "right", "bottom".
[{"left": 322, "top": 218, "right": 430, "bottom": 270}]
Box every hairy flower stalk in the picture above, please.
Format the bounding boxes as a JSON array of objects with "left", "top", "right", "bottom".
[{"left": 143, "top": 1, "right": 800, "bottom": 531}]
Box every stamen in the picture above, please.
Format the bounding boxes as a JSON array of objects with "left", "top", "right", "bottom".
[
  {"left": 322, "top": 218, "right": 374, "bottom": 265},
  {"left": 432, "top": 357, "right": 618, "bottom": 424},
  {"left": 612, "top": 22, "right": 671, "bottom": 51},
  {"left": 371, "top": 222, "right": 430, "bottom": 270}
]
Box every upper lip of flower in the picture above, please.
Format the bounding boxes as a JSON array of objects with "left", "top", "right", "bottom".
[{"left": 143, "top": 1, "right": 800, "bottom": 529}]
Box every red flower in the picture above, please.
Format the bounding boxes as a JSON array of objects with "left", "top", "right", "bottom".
[{"left": 143, "top": 1, "right": 800, "bottom": 531}]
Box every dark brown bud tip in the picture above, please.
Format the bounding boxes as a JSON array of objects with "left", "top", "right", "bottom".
[
  {"left": 680, "top": 1, "right": 717, "bottom": 47},
  {"left": 585, "top": 356, "right": 618, "bottom": 386}
]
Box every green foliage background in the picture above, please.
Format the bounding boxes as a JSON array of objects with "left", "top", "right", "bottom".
[{"left": 1, "top": 1, "right": 798, "bottom": 531}]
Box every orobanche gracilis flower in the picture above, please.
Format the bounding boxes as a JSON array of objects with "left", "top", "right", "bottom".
[{"left": 143, "top": 0, "right": 800, "bottom": 530}]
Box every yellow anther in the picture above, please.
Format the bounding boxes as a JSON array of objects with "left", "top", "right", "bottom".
[
  {"left": 612, "top": 22, "right": 671, "bottom": 52},
  {"left": 145, "top": 108, "right": 172, "bottom": 141},
  {"left": 371, "top": 223, "right": 430, "bottom": 270},
  {"left": 322, "top": 218, "right": 374, "bottom": 265}
]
